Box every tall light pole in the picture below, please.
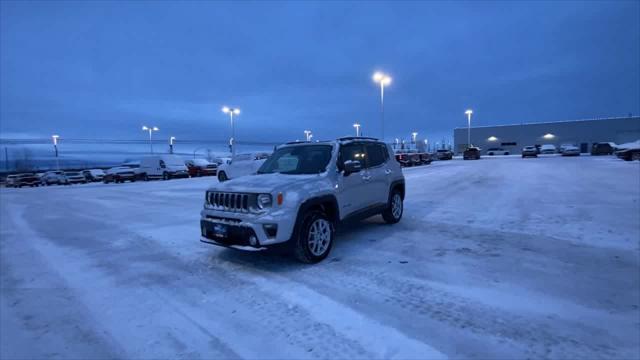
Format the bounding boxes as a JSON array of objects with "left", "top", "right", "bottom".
[
  {"left": 222, "top": 106, "right": 240, "bottom": 156},
  {"left": 465, "top": 109, "right": 473, "bottom": 147},
  {"left": 142, "top": 126, "right": 159, "bottom": 154},
  {"left": 412, "top": 132, "right": 418, "bottom": 144},
  {"left": 373, "top": 71, "right": 391, "bottom": 142},
  {"left": 169, "top": 136, "right": 175, "bottom": 154},
  {"left": 304, "top": 130, "right": 312, "bottom": 141},
  {"left": 52, "top": 135, "right": 60, "bottom": 170},
  {"left": 353, "top": 123, "right": 361, "bottom": 137}
]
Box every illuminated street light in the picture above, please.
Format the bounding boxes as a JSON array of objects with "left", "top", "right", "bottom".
[
  {"left": 373, "top": 71, "right": 392, "bottom": 141},
  {"left": 169, "top": 136, "right": 176, "bottom": 154},
  {"left": 353, "top": 123, "right": 361, "bottom": 137},
  {"left": 304, "top": 130, "right": 312, "bottom": 141},
  {"left": 488, "top": 136, "right": 498, "bottom": 141},
  {"left": 465, "top": 109, "right": 473, "bottom": 147},
  {"left": 412, "top": 132, "right": 418, "bottom": 144},
  {"left": 222, "top": 106, "right": 240, "bottom": 155},
  {"left": 52, "top": 135, "right": 60, "bottom": 170},
  {"left": 142, "top": 126, "right": 159, "bottom": 154},
  {"left": 543, "top": 133, "right": 555, "bottom": 139}
]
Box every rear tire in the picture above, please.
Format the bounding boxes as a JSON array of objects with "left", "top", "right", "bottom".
[
  {"left": 382, "top": 189, "right": 403, "bottom": 224},
  {"left": 293, "top": 210, "right": 334, "bottom": 264},
  {"left": 632, "top": 152, "right": 640, "bottom": 161},
  {"left": 218, "top": 171, "right": 228, "bottom": 182}
]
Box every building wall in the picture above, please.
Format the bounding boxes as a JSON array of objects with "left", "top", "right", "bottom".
[{"left": 453, "top": 116, "right": 640, "bottom": 154}]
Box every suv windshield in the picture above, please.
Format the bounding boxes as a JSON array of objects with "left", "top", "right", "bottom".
[{"left": 258, "top": 145, "right": 332, "bottom": 175}]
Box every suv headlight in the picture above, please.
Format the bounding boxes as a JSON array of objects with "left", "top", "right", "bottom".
[{"left": 257, "top": 194, "right": 272, "bottom": 209}]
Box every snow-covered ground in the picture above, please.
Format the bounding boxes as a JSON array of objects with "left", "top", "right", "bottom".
[{"left": 1, "top": 156, "right": 638, "bottom": 359}]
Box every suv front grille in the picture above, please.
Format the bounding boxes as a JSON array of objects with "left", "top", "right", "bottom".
[{"left": 207, "top": 192, "right": 252, "bottom": 213}]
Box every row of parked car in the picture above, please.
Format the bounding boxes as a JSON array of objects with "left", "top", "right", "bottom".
[
  {"left": 2, "top": 155, "right": 229, "bottom": 188},
  {"left": 393, "top": 149, "right": 455, "bottom": 167}
]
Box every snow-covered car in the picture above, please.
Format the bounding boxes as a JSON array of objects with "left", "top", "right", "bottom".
[
  {"left": 539, "top": 144, "right": 557, "bottom": 154},
  {"left": 10, "top": 173, "right": 41, "bottom": 188},
  {"left": 463, "top": 147, "right": 481, "bottom": 160},
  {"left": 200, "top": 137, "right": 405, "bottom": 263},
  {"left": 435, "top": 149, "right": 453, "bottom": 160},
  {"left": 521, "top": 146, "right": 538, "bottom": 158},
  {"left": 185, "top": 159, "right": 217, "bottom": 177},
  {"left": 561, "top": 145, "right": 580, "bottom": 156},
  {"left": 5, "top": 175, "right": 18, "bottom": 187},
  {"left": 486, "top": 147, "right": 509, "bottom": 156},
  {"left": 217, "top": 152, "right": 270, "bottom": 182},
  {"left": 139, "top": 155, "right": 189, "bottom": 180},
  {"left": 64, "top": 171, "right": 87, "bottom": 184},
  {"left": 41, "top": 170, "right": 67, "bottom": 185},
  {"left": 615, "top": 145, "right": 640, "bottom": 161},
  {"left": 103, "top": 166, "right": 137, "bottom": 184},
  {"left": 82, "top": 169, "right": 105, "bottom": 182}
]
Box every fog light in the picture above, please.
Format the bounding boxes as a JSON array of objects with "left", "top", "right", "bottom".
[
  {"left": 263, "top": 224, "right": 278, "bottom": 238},
  {"left": 249, "top": 236, "right": 258, "bottom": 246}
]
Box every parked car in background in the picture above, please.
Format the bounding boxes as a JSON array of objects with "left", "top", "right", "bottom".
[
  {"left": 561, "top": 145, "right": 580, "bottom": 156},
  {"left": 82, "top": 169, "right": 105, "bottom": 182},
  {"left": 12, "top": 173, "right": 41, "bottom": 187},
  {"left": 521, "top": 146, "right": 538, "bottom": 158},
  {"left": 103, "top": 166, "right": 137, "bottom": 184},
  {"left": 615, "top": 147, "right": 640, "bottom": 161},
  {"left": 486, "top": 148, "right": 509, "bottom": 156},
  {"left": 463, "top": 147, "right": 481, "bottom": 160},
  {"left": 407, "top": 150, "right": 423, "bottom": 166},
  {"left": 394, "top": 151, "right": 412, "bottom": 167},
  {"left": 539, "top": 144, "right": 557, "bottom": 154},
  {"left": 5, "top": 175, "right": 18, "bottom": 187},
  {"left": 435, "top": 149, "right": 453, "bottom": 160},
  {"left": 138, "top": 155, "right": 189, "bottom": 180},
  {"left": 217, "top": 153, "right": 270, "bottom": 182},
  {"left": 419, "top": 152, "right": 432, "bottom": 165},
  {"left": 41, "top": 171, "right": 67, "bottom": 185},
  {"left": 185, "top": 159, "right": 218, "bottom": 177},
  {"left": 64, "top": 171, "right": 87, "bottom": 184},
  {"left": 591, "top": 142, "right": 615, "bottom": 155}
]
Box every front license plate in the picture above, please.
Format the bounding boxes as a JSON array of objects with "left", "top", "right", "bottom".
[{"left": 212, "top": 223, "right": 228, "bottom": 238}]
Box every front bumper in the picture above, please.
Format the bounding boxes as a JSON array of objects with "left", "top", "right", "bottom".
[{"left": 200, "top": 208, "right": 294, "bottom": 249}]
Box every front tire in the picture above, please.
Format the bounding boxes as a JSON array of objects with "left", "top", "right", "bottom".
[
  {"left": 382, "top": 189, "right": 403, "bottom": 224},
  {"left": 293, "top": 210, "right": 334, "bottom": 264},
  {"left": 218, "top": 171, "right": 228, "bottom": 182},
  {"left": 162, "top": 172, "right": 169, "bottom": 180}
]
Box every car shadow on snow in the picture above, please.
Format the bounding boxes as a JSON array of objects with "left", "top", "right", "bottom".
[{"left": 210, "top": 215, "right": 416, "bottom": 272}]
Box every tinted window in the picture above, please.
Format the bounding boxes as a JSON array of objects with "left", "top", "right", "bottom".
[
  {"left": 339, "top": 143, "right": 366, "bottom": 170},
  {"left": 366, "top": 144, "right": 386, "bottom": 167}
]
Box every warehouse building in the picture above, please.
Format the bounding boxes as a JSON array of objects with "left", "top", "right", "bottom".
[{"left": 453, "top": 116, "right": 640, "bottom": 154}]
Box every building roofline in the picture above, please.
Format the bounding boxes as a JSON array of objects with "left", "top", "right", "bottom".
[{"left": 453, "top": 116, "right": 640, "bottom": 130}]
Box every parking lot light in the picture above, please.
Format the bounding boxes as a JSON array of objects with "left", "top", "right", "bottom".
[
  {"left": 353, "top": 123, "right": 361, "bottom": 137},
  {"left": 142, "top": 126, "right": 159, "bottom": 154},
  {"left": 465, "top": 109, "right": 473, "bottom": 147},
  {"left": 169, "top": 136, "right": 176, "bottom": 154},
  {"left": 543, "top": 133, "right": 555, "bottom": 139},
  {"left": 412, "top": 132, "right": 418, "bottom": 144},
  {"left": 488, "top": 136, "right": 498, "bottom": 141},
  {"left": 222, "top": 106, "right": 240, "bottom": 156},
  {"left": 52, "top": 135, "right": 60, "bottom": 170},
  {"left": 304, "top": 130, "right": 312, "bottom": 141},
  {"left": 373, "top": 71, "right": 392, "bottom": 141}
]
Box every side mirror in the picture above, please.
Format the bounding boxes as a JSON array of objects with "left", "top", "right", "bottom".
[{"left": 343, "top": 160, "right": 362, "bottom": 176}]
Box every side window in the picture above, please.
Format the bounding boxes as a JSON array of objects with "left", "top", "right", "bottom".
[
  {"left": 338, "top": 143, "right": 366, "bottom": 170},
  {"left": 366, "top": 143, "right": 386, "bottom": 167},
  {"left": 159, "top": 160, "right": 166, "bottom": 168}
]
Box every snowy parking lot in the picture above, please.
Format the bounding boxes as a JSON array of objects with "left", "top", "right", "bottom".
[{"left": 1, "top": 156, "right": 639, "bottom": 359}]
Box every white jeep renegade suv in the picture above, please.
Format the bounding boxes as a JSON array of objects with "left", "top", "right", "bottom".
[{"left": 200, "top": 137, "right": 405, "bottom": 263}]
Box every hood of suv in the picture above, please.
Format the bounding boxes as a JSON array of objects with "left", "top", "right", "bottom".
[{"left": 211, "top": 172, "right": 326, "bottom": 193}]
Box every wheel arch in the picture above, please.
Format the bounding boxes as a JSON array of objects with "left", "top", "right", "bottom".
[{"left": 390, "top": 179, "right": 405, "bottom": 200}]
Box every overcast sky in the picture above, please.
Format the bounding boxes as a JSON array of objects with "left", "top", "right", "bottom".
[{"left": 1, "top": 0, "right": 639, "bottom": 144}]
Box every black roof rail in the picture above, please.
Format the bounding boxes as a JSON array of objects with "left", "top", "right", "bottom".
[{"left": 338, "top": 136, "right": 379, "bottom": 141}]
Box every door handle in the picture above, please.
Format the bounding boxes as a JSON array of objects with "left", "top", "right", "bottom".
[
  {"left": 385, "top": 169, "right": 392, "bottom": 175},
  {"left": 362, "top": 175, "right": 372, "bottom": 181}
]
